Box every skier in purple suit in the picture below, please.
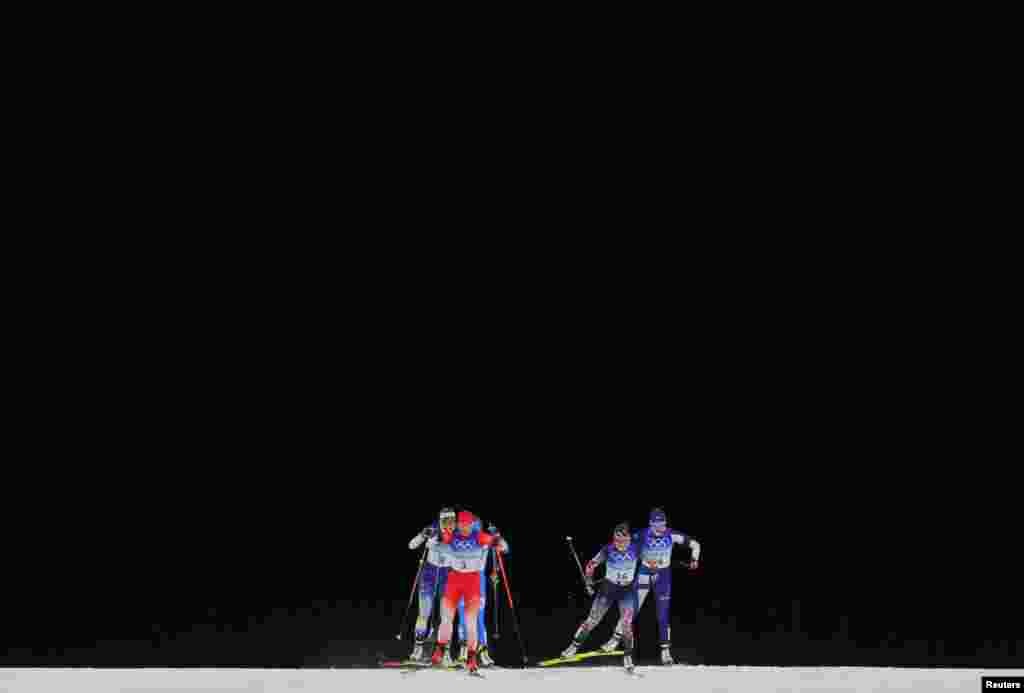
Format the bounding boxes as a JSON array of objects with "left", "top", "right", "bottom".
[
  {"left": 602, "top": 507, "right": 701, "bottom": 665},
  {"left": 558, "top": 522, "right": 641, "bottom": 672}
]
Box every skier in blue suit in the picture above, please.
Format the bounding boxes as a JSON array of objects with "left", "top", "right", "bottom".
[{"left": 603, "top": 507, "right": 701, "bottom": 665}]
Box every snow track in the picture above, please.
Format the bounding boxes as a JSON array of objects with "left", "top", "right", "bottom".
[{"left": 1, "top": 666, "right": 1021, "bottom": 692}]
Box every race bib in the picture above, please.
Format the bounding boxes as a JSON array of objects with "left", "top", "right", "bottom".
[{"left": 610, "top": 569, "right": 633, "bottom": 585}]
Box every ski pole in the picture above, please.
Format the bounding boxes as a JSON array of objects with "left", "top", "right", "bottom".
[
  {"left": 566, "top": 536, "right": 594, "bottom": 596},
  {"left": 495, "top": 547, "right": 528, "bottom": 666},
  {"left": 490, "top": 547, "right": 501, "bottom": 639},
  {"left": 632, "top": 579, "right": 639, "bottom": 659},
  {"left": 396, "top": 543, "right": 429, "bottom": 640}
]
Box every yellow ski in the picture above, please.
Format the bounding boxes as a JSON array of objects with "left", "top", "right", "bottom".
[{"left": 538, "top": 650, "right": 625, "bottom": 667}]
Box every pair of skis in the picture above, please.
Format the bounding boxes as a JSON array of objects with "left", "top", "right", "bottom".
[
  {"left": 538, "top": 649, "right": 623, "bottom": 667},
  {"left": 382, "top": 659, "right": 488, "bottom": 677},
  {"left": 538, "top": 650, "right": 643, "bottom": 677},
  {"left": 384, "top": 652, "right": 644, "bottom": 678},
  {"left": 384, "top": 651, "right": 625, "bottom": 669}
]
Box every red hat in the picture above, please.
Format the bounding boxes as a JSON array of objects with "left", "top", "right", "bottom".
[{"left": 457, "top": 511, "right": 475, "bottom": 525}]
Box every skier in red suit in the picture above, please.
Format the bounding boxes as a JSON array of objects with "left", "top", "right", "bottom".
[{"left": 426, "top": 510, "right": 509, "bottom": 672}]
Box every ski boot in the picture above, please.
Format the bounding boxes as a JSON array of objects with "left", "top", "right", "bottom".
[
  {"left": 623, "top": 653, "right": 634, "bottom": 672},
  {"left": 458, "top": 644, "right": 468, "bottom": 663},
  {"left": 431, "top": 643, "right": 453, "bottom": 668},
  {"left": 466, "top": 648, "right": 479, "bottom": 673},
  {"left": 600, "top": 634, "right": 621, "bottom": 653},
  {"left": 478, "top": 645, "right": 495, "bottom": 667},
  {"left": 410, "top": 640, "right": 425, "bottom": 663},
  {"left": 660, "top": 643, "right": 675, "bottom": 665},
  {"left": 560, "top": 641, "right": 579, "bottom": 659}
]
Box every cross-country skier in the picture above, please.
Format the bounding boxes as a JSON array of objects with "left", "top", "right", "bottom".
[
  {"left": 456, "top": 514, "right": 500, "bottom": 667},
  {"left": 558, "top": 522, "right": 641, "bottom": 672},
  {"left": 406, "top": 507, "right": 456, "bottom": 662},
  {"left": 601, "top": 507, "right": 701, "bottom": 665},
  {"left": 428, "top": 510, "right": 509, "bottom": 673}
]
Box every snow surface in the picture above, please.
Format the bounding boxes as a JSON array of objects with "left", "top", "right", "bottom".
[{"left": 1, "top": 666, "right": 1021, "bottom": 692}]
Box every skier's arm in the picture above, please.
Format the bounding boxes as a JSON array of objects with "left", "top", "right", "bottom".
[
  {"left": 671, "top": 531, "right": 700, "bottom": 566},
  {"left": 426, "top": 527, "right": 450, "bottom": 549},
  {"left": 486, "top": 525, "right": 509, "bottom": 555},
  {"left": 670, "top": 531, "right": 700, "bottom": 560},
  {"left": 409, "top": 524, "right": 437, "bottom": 549},
  {"left": 480, "top": 531, "right": 509, "bottom": 554},
  {"left": 585, "top": 547, "right": 607, "bottom": 577}
]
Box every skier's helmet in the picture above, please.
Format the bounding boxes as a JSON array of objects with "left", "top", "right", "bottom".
[
  {"left": 457, "top": 510, "right": 475, "bottom": 535},
  {"left": 439, "top": 507, "right": 456, "bottom": 531},
  {"left": 613, "top": 522, "right": 631, "bottom": 549},
  {"left": 649, "top": 508, "right": 668, "bottom": 533}
]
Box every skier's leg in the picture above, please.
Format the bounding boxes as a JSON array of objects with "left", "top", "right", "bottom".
[
  {"left": 654, "top": 568, "right": 675, "bottom": 664},
  {"left": 637, "top": 572, "right": 653, "bottom": 610},
  {"left": 574, "top": 588, "right": 612, "bottom": 644},
  {"left": 561, "top": 586, "right": 612, "bottom": 657},
  {"left": 618, "top": 586, "right": 638, "bottom": 670},
  {"left": 436, "top": 574, "right": 460, "bottom": 647},
  {"left": 464, "top": 577, "right": 481, "bottom": 652},
  {"left": 457, "top": 595, "right": 467, "bottom": 651},
  {"left": 606, "top": 571, "right": 650, "bottom": 648},
  {"left": 414, "top": 564, "right": 439, "bottom": 641},
  {"left": 427, "top": 567, "right": 448, "bottom": 642},
  {"left": 655, "top": 568, "right": 672, "bottom": 645},
  {"left": 460, "top": 575, "right": 482, "bottom": 670},
  {"left": 618, "top": 588, "right": 638, "bottom": 654},
  {"left": 432, "top": 571, "right": 467, "bottom": 666}
]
